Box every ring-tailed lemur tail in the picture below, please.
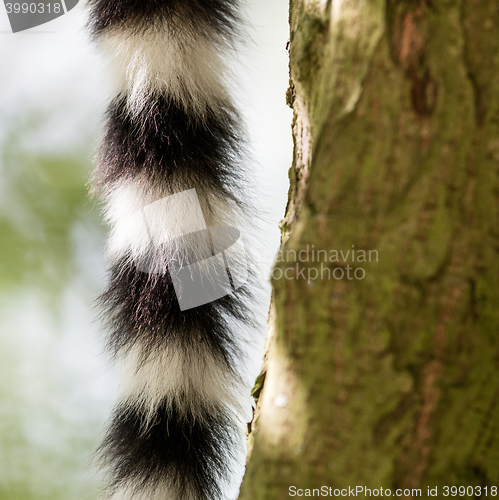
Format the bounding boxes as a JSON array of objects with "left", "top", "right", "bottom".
[{"left": 88, "top": 1, "right": 253, "bottom": 499}]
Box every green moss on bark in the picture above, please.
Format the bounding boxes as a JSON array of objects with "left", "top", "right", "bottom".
[{"left": 239, "top": 1, "right": 499, "bottom": 498}]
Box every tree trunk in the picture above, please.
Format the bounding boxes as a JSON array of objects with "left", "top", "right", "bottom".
[{"left": 239, "top": 0, "right": 499, "bottom": 498}]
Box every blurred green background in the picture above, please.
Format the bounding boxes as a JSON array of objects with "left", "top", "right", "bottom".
[
  {"left": 0, "top": 127, "right": 108, "bottom": 499},
  {"left": 0, "top": 1, "right": 291, "bottom": 498},
  {"left": 0, "top": 21, "right": 112, "bottom": 495},
  {"left": 0, "top": 106, "right": 109, "bottom": 497}
]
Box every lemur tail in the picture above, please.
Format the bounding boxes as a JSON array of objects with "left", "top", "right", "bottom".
[{"left": 88, "top": 2, "right": 252, "bottom": 499}]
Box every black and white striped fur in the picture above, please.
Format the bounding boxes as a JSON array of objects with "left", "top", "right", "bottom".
[{"left": 88, "top": 2, "right": 254, "bottom": 499}]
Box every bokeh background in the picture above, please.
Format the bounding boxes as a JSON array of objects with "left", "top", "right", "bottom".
[{"left": 0, "top": 1, "right": 292, "bottom": 498}]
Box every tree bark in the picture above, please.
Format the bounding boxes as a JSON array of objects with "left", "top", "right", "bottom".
[{"left": 239, "top": 0, "right": 499, "bottom": 498}]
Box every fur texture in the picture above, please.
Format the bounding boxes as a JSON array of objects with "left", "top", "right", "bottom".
[{"left": 89, "top": 1, "right": 252, "bottom": 498}]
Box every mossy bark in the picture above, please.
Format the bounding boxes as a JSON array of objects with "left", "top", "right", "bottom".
[{"left": 239, "top": 0, "right": 499, "bottom": 498}]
